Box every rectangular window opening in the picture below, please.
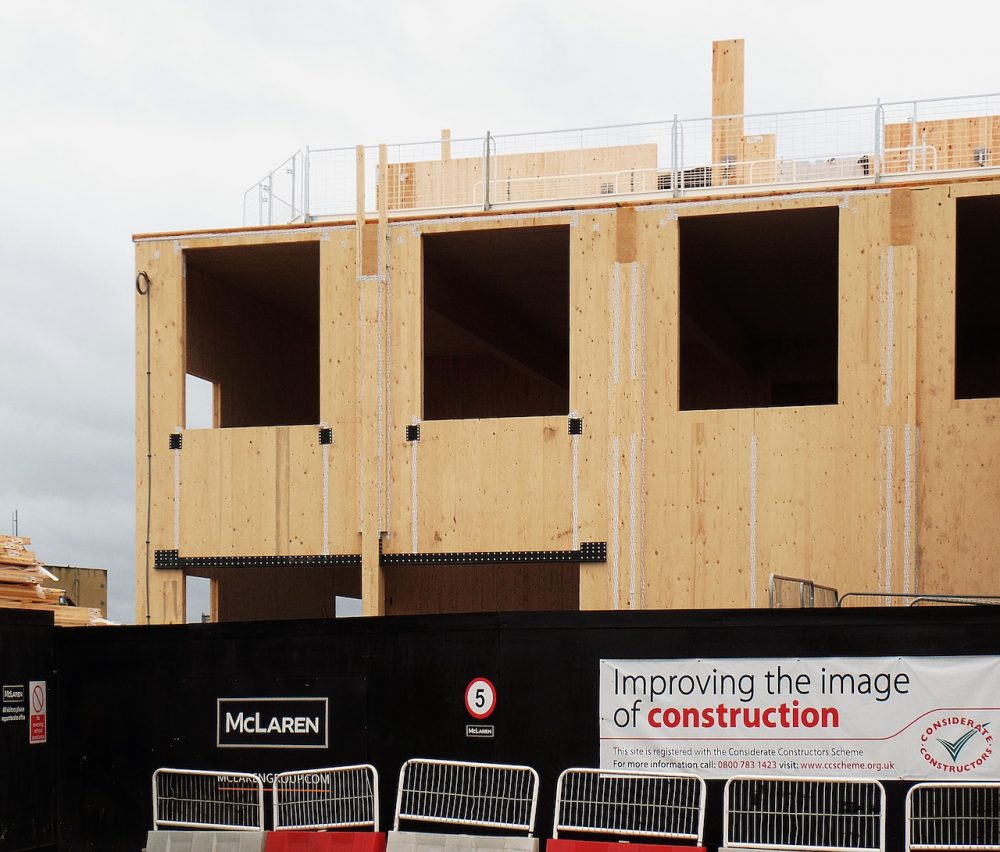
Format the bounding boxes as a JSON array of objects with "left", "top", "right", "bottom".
[
  {"left": 185, "top": 575, "right": 212, "bottom": 623},
  {"left": 335, "top": 596, "right": 362, "bottom": 618},
  {"left": 679, "top": 206, "right": 840, "bottom": 410},
  {"left": 184, "top": 374, "right": 216, "bottom": 430},
  {"left": 956, "top": 195, "right": 1000, "bottom": 399},
  {"left": 185, "top": 241, "right": 320, "bottom": 428},
  {"left": 422, "top": 225, "right": 570, "bottom": 420}
]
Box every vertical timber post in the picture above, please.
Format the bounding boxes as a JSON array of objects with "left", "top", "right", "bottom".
[
  {"left": 712, "top": 39, "right": 744, "bottom": 189},
  {"left": 303, "top": 145, "right": 311, "bottom": 221},
  {"left": 355, "top": 145, "right": 365, "bottom": 280},
  {"left": 134, "top": 243, "right": 186, "bottom": 625},
  {"left": 483, "top": 132, "right": 492, "bottom": 211},
  {"left": 360, "top": 144, "right": 390, "bottom": 617}
]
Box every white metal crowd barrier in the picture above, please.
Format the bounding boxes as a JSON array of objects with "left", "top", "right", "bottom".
[
  {"left": 724, "top": 775, "right": 886, "bottom": 852},
  {"left": 273, "top": 764, "right": 380, "bottom": 832},
  {"left": 152, "top": 768, "right": 265, "bottom": 832},
  {"left": 906, "top": 782, "right": 1000, "bottom": 851},
  {"left": 552, "top": 767, "right": 706, "bottom": 844},
  {"left": 394, "top": 758, "right": 540, "bottom": 836}
]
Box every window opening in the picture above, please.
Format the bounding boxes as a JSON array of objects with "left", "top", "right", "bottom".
[
  {"left": 185, "top": 242, "right": 320, "bottom": 427},
  {"left": 679, "top": 207, "right": 839, "bottom": 410},
  {"left": 422, "top": 225, "right": 570, "bottom": 420},
  {"left": 956, "top": 195, "right": 1000, "bottom": 399}
]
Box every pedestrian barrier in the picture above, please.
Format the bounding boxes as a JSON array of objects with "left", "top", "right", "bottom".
[
  {"left": 551, "top": 767, "right": 706, "bottom": 844},
  {"left": 905, "top": 782, "right": 1000, "bottom": 851},
  {"left": 723, "top": 775, "right": 886, "bottom": 852},
  {"left": 273, "top": 765, "right": 380, "bottom": 831},
  {"left": 152, "top": 768, "right": 266, "bottom": 832},
  {"left": 393, "top": 758, "right": 540, "bottom": 835}
]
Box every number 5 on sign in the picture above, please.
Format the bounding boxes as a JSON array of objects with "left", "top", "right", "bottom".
[{"left": 464, "top": 678, "right": 496, "bottom": 719}]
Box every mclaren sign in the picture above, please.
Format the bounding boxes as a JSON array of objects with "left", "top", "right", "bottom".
[{"left": 217, "top": 697, "right": 328, "bottom": 749}]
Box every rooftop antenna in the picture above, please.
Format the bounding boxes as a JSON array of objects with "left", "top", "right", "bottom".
[{"left": 11, "top": 508, "right": 18, "bottom": 537}]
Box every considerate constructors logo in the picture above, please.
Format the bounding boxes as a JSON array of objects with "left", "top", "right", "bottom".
[{"left": 919, "top": 716, "right": 992, "bottom": 773}]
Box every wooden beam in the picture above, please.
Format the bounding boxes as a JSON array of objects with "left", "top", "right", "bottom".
[
  {"left": 355, "top": 145, "right": 365, "bottom": 280},
  {"left": 378, "top": 144, "right": 388, "bottom": 279},
  {"left": 616, "top": 206, "right": 636, "bottom": 263},
  {"left": 712, "top": 39, "right": 745, "bottom": 185},
  {"left": 441, "top": 129, "right": 451, "bottom": 162}
]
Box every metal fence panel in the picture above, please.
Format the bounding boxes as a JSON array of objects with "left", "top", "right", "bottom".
[
  {"left": 553, "top": 767, "right": 706, "bottom": 843},
  {"left": 304, "top": 146, "right": 365, "bottom": 221},
  {"left": 242, "top": 93, "right": 1000, "bottom": 225},
  {"left": 769, "top": 575, "right": 840, "bottom": 608},
  {"left": 152, "top": 768, "right": 265, "bottom": 832},
  {"left": 242, "top": 152, "right": 303, "bottom": 227},
  {"left": 906, "top": 782, "right": 1000, "bottom": 851},
  {"left": 273, "top": 764, "right": 380, "bottom": 832},
  {"left": 883, "top": 95, "right": 1000, "bottom": 176},
  {"left": 724, "top": 775, "right": 886, "bottom": 852},
  {"left": 394, "top": 758, "right": 540, "bottom": 835},
  {"left": 382, "top": 136, "right": 487, "bottom": 213},
  {"left": 489, "top": 121, "right": 675, "bottom": 206}
]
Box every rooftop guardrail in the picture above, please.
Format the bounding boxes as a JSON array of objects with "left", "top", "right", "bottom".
[{"left": 243, "top": 93, "right": 1000, "bottom": 226}]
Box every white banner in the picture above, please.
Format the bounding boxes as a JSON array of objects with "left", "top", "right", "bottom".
[{"left": 600, "top": 657, "right": 1000, "bottom": 780}]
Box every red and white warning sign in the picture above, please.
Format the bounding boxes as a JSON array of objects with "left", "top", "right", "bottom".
[
  {"left": 28, "top": 680, "right": 46, "bottom": 744},
  {"left": 464, "top": 677, "right": 496, "bottom": 720}
]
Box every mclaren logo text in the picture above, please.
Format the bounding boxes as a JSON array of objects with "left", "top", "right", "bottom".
[{"left": 225, "top": 711, "right": 320, "bottom": 735}]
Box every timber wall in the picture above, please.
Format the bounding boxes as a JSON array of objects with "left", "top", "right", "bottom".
[{"left": 135, "top": 177, "right": 1000, "bottom": 623}]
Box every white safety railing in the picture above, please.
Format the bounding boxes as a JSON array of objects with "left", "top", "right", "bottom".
[
  {"left": 770, "top": 574, "right": 840, "bottom": 608},
  {"left": 303, "top": 146, "right": 368, "bottom": 221},
  {"left": 242, "top": 92, "right": 1000, "bottom": 225},
  {"left": 553, "top": 767, "right": 706, "bottom": 844},
  {"left": 724, "top": 775, "right": 886, "bottom": 852},
  {"left": 242, "top": 151, "right": 305, "bottom": 227},
  {"left": 906, "top": 782, "right": 1000, "bottom": 851},
  {"left": 394, "top": 758, "right": 540, "bottom": 836},
  {"left": 273, "top": 764, "right": 380, "bottom": 832},
  {"left": 152, "top": 768, "right": 265, "bottom": 832}
]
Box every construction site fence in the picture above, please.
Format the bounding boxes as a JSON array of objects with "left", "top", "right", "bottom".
[
  {"left": 243, "top": 93, "right": 1000, "bottom": 225},
  {"left": 906, "top": 782, "right": 1000, "bottom": 851},
  {"left": 152, "top": 768, "right": 266, "bottom": 832},
  {"left": 552, "top": 767, "right": 706, "bottom": 843},
  {"left": 724, "top": 775, "right": 886, "bottom": 852},
  {"left": 393, "top": 758, "right": 540, "bottom": 836},
  {"left": 272, "top": 764, "right": 380, "bottom": 832},
  {"left": 151, "top": 764, "right": 1000, "bottom": 849}
]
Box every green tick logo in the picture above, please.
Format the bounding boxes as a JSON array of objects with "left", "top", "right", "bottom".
[{"left": 937, "top": 723, "right": 989, "bottom": 763}]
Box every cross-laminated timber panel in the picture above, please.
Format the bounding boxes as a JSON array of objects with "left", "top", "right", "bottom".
[
  {"left": 384, "top": 214, "right": 584, "bottom": 559},
  {"left": 909, "top": 182, "right": 1000, "bottom": 596},
  {"left": 604, "top": 194, "right": 887, "bottom": 610},
  {"left": 135, "top": 228, "right": 360, "bottom": 624},
  {"left": 137, "top": 177, "right": 1000, "bottom": 623}
]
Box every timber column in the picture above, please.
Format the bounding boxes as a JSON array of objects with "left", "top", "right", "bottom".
[
  {"left": 358, "top": 144, "right": 389, "bottom": 615},
  {"left": 135, "top": 240, "right": 186, "bottom": 624},
  {"left": 712, "top": 38, "right": 745, "bottom": 187}
]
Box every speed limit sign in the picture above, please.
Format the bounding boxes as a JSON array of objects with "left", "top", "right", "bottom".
[{"left": 464, "top": 677, "right": 496, "bottom": 719}]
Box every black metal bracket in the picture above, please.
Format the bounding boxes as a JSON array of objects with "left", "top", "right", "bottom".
[
  {"left": 405, "top": 424, "right": 420, "bottom": 442},
  {"left": 379, "top": 542, "right": 607, "bottom": 567},
  {"left": 154, "top": 550, "right": 361, "bottom": 570},
  {"left": 168, "top": 433, "right": 182, "bottom": 450},
  {"left": 318, "top": 427, "right": 333, "bottom": 445},
  {"left": 568, "top": 417, "right": 583, "bottom": 436}
]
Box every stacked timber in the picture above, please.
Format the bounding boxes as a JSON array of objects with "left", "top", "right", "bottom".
[{"left": 0, "top": 535, "right": 107, "bottom": 627}]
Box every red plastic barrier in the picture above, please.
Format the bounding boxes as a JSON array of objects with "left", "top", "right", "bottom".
[
  {"left": 546, "top": 841, "right": 705, "bottom": 852},
  {"left": 266, "top": 831, "right": 388, "bottom": 852}
]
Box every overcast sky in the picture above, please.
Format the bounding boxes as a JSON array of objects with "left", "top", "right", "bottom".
[{"left": 2, "top": 1, "right": 999, "bottom": 624}]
